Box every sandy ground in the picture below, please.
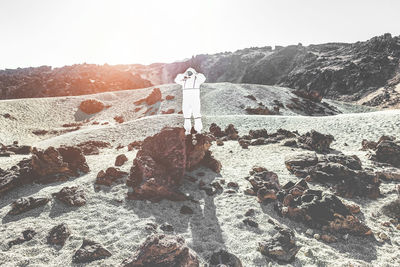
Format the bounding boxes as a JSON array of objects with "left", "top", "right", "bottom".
[{"left": 0, "top": 83, "right": 399, "bottom": 267}]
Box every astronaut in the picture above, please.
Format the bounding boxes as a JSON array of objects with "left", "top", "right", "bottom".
[{"left": 174, "top": 67, "right": 206, "bottom": 135}]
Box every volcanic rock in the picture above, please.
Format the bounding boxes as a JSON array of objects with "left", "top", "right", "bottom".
[
  {"left": 7, "top": 196, "right": 50, "bottom": 215},
  {"left": 8, "top": 229, "right": 37, "bottom": 248},
  {"left": 96, "top": 167, "right": 128, "bottom": 186},
  {"left": 285, "top": 152, "right": 380, "bottom": 199},
  {"left": 53, "top": 186, "right": 86, "bottom": 206},
  {"left": 134, "top": 87, "right": 162, "bottom": 106},
  {"left": 165, "top": 95, "right": 175, "bottom": 100},
  {"left": 115, "top": 154, "right": 128, "bottom": 166},
  {"left": 126, "top": 127, "right": 221, "bottom": 202},
  {"left": 121, "top": 234, "right": 199, "bottom": 267},
  {"left": 72, "top": 239, "right": 111, "bottom": 263},
  {"left": 366, "top": 136, "right": 400, "bottom": 167},
  {"left": 161, "top": 108, "right": 175, "bottom": 114},
  {"left": 0, "top": 142, "right": 31, "bottom": 155},
  {"left": 381, "top": 198, "right": 400, "bottom": 220},
  {"left": 258, "top": 224, "right": 300, "bottom": 262},
  {"left": 209, "top": 249, "right": 243, "bottom": 267},
  {"left": 114, "top": 115, "right": 124, "bottom": 123},
  {"left": 297, "top": 130, "right": 334, "bottom": 153},
  {"left": 47, "top": 223, "right": 71, "bottom": 246},
  {"left": 209, "top": 123, "right": 225, "bottom": 138},
  {"left": 127, "top": 141, "right": 142, "bottom": 151},
  {"left": 77, "top": 140, "right": 111, "bottom": 155},
  {"left": 245, "top": 166, "right": 281, "bottom": 202},
  {"left": 79, "top": 99, "right": 104, "bottom": 114},
  {"left": 274, "top": 179, "right": 372, "bottom": 235}
]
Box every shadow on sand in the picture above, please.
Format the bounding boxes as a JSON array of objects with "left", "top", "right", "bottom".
[{"left": 123, "top": 166, "right": 226, "bottom": 261}]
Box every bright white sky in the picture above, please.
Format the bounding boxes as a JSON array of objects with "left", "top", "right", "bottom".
[{"left": 0, "top": 0, "right": 399, "bottom": 69}]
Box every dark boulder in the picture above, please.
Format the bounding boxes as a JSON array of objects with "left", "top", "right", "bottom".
[
  {"left": 115, "top": 154, "right": 128, "bottom": 166},
  {"left": 96, "top": 167, "right": 128, "bottom": 186},
  {"left": 209, "top": 249, "right": 243, "bottom": 267},
  {"left": 53, "top": 186, "right": 86, "bottom": 206},
  {"left": 7, "top": 196, "right": 50, "bottom": 215},
  {"left": 8, "top": 229, "right": 37, "bottom": 248},
  {"left": 47, "top": 223, "right": 71, "bottom": 246},
  {"left": 285, "top": 152, "right": 380, "bottom": 199},
  {"left": 72, "top": 239, "right": 111, "bottom": 263},
  {"left": 245, "top": 166, "right": 281, "bottom": 202},
  {"left": 274, "top": 180, "right": 372, "bottom": 235},
  {"left": 121, "top": 234, "right": 199, "bottom": 267},
  {"left": 297, "top": 130, "right": 334, "bottom": 153},
  {"left": 77, "top": 140, "right": 111, "bottom": 155},
  {"left": 258, "top": 224, "right": 300, "bottom": 263}
]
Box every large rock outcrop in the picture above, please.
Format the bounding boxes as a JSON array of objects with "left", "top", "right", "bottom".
[{"left": 126, "top": 127, "right": 221, "bottom": 202}]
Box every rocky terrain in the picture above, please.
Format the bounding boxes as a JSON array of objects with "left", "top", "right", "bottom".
[
  {"left": 0, "top": 64, "right": 151, "bottom": 99},
  {"left": 2, "top": 34, "right": 400, "bottom": 109},
  {"left": 0, "top": 83, "right": 399, "bottom": 266},
  {"left": 121, "top": 33, "right": 400, "bottom": 109}
]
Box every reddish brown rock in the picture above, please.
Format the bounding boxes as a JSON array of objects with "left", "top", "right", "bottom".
[
  {"left": 258, "top": 224, "right": 300, "bottom": 262},
  {"left": 77, "top": 140, "right": 111, "bottom": 155},
  {"left": 96, "top": 167, "right": 128, "bottom": 186},
  {"left": 127, "top": 141, "right": 142, "bottom": 151},
  {"left": 0, "top": 142, "right": 31, "bottom": 155},
  {"left": 1, "top": 145, "right": 89, "bottom": 195},
  {"left": 285, "top": 152, "right": 380, "bottom": 199},
  {"left": 209, "top": 123, "right": 225, "bottom": 138},
  {"left": 165, "top": 95, "right": 175, "bottom": 100},
  {"left": 8, "top": 229, "right": 37, "bottom": 248},
  {"left": 121, "top": 234, "right": 199, "bottom": 267},
  {"left": 7, "top": 196, "right": 50, "bottom": 215},
  {"left": 134, "top": 87, "right": 162, "bottom": 106},
  {"left": 161, "top": 108, "right": 175, "bottom": 114},
  {"left": 73, "top": 239, "right": 111, "bottom": 263},
  {"left": 225, "top": 124, "right": 239, "bottom": 140},
  {"left": 126, "top": 127, "right": 221, "bottom": 202},
  {"left": 79, "top": 99, "right": 104, "bottom": 114},
  {"left": 114, "top": 116, "right": 124, "bottom": 123},
  {"left": 297, "top": 130, "right": 334, "bottom": 153},
  {"left": 245, "top": 106, "right": 278, "bottom": 115},
  {"left": 245, "top": 166, "right": 281, "bottom": 203},
  {"left": 53, "top": 186, "right": 86, "bottom": 206},
  {"left": 274, "top": 180, "right": 372, "bottom": 236},
  {"left": 47, "top": 223, "right": 71, "bottom": 246},
  {"left": 115, "top": 154, "right": 128, "bottom": 166}
]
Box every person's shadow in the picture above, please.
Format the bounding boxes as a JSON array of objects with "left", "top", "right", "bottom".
[{"left": 124, "top": 165, "right": 226, "bottom": 261}]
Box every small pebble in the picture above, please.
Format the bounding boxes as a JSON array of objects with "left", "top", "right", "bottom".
[
  {"left": 343, "top": 234, "right": 349, "bottom": 240},
  {"left": 305, "top": 229, "right": 313, "bottom": 236},
  {"left": 379, "top": 232, "right": 389, "bottom": 241},
  {"left": 313, "top": 234, "right": 320, "bottom": 240},
  {"left": 304, "top": 248, "right": 314, "bottom": 258}
]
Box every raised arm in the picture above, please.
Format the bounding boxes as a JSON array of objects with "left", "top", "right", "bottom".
[
  {"left": 174, "top": 73, "right": 185, "bottom": 86},
  {"left": 196, "top": 73, "right": 206, "bottom": 85}
]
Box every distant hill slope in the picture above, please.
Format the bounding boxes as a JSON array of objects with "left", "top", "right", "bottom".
[
  {"left": 121, "top": 33, "right": 400, "bottom": 108},
  {"left": 1, "top": 34, "right": 399, "bottom": 108},
  {"left": 0, "top": 64, "right": 152, "bottom": 100}
]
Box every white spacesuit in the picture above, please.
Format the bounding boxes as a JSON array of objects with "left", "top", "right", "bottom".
[{"left": 174, "top": 68, "right": 206, "bottom": 135}]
